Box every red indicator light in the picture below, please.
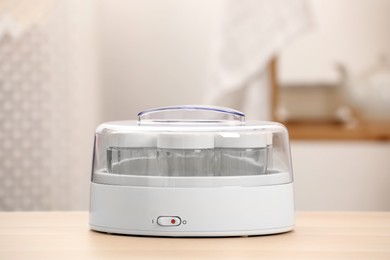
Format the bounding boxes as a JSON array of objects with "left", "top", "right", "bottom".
[{"left": 171, "top": 219, "right": 176, "bottom": 224}]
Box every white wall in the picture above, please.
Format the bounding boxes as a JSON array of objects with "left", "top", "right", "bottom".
[
  {"left": 97, "top": 0, "right": 390, "bottom": 211},
  {"left": 279, "top": 0, "right": 390, "bottom": 83},
  {"left": 98, "top": 0, "right": 223, "bottom": 121}
]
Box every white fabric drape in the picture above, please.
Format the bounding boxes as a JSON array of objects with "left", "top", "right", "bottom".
[
  {"left": 206, "top": 0, "right": 312, "bottom": 119},
  {"left": 0, "top": 0, "right": 99, "bottom": 210}
]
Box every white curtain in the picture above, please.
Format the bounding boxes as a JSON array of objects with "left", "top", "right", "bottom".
[
  {"left": 0, "top": 0, "right": 99, "bottom": 210},
  {"left": 206, "top": 0, "right": 312, "bottom": 120}
]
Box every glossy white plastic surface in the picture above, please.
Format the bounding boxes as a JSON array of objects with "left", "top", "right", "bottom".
[{"left": 89, "top": 182, "right": 295, "bottom": 237}]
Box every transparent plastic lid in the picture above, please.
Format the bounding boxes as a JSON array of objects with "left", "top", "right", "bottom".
[
  {"left": 92, "top": 106, "right": 293, "bottom": 188},
  {"left": 138, "top": 105, "right": 245, "bottom": 125}
]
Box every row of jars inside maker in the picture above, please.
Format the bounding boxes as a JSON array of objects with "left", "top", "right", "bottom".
[{"left": 106, "top": 132, "right": 273, "bottom": 176}]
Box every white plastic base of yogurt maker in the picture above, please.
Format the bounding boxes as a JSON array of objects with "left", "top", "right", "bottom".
[{"left": 89, "top": 181, "right": 294, "bottom": 237}]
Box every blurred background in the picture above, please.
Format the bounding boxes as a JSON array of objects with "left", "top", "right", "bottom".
[{"left": 0, "top": 0, "right": 389, "bottom": 211}]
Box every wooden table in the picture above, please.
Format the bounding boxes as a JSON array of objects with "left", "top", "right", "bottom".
[{"left": 1, "top": 212, "right": 389, "bottom": 259}]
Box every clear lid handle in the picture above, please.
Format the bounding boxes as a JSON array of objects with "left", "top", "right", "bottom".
[{"left": 138, "top": 105, "right": 245, "bottom": 125}]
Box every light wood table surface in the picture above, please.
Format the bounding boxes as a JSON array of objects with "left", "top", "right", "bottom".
[{"left": 0, "top": 211, "right": 389, "bottom": 259}]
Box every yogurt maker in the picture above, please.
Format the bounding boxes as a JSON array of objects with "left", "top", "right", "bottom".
[{"left": 89, "top": 105, "right": 294, "bottom": 236}]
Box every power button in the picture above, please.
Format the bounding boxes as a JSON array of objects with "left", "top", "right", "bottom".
[{"left": 157, "top": 216, "right": 181, "bottom": 226}]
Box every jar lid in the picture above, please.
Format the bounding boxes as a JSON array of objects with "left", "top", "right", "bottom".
[
  {"left": 158, "top": 133, "right": 214, "bottom": 149},
  {"left": 215, "top": 132, "right": 269, "bottom": 148},
  {"left": 108, "top": 132, "right": 157, "bottom": 148}
]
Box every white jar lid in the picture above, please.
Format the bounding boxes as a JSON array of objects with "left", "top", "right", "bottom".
[
  {"left": 108, "top": 132, "right": 157, "bottom": 148},
  {"left": 215, "top": 132, "right": 269, "bottom": 148},
  {"left": 158, "top": 133, "right": 214, "bottom": 149}
]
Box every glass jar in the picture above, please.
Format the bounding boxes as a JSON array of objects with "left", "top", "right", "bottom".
[
  {"left": 266, "top": 132, "right": 273, "bottom": 173},
  {"left": 215, "top": 132, "right": 268, "bottom": 176},
  {"left": 157, "top": 133, "right": 214, "bottom": 176},
  {"left": 106, "top": 132, "right": 158, "bottom": 176}
]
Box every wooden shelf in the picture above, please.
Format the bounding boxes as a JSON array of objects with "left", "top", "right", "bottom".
[
  {"left": 284, "top": 121, "right": 390, "bottom": 141},
  {"left": 269, "top": 58, "right": 390, "bottom": 141}
]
